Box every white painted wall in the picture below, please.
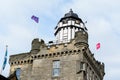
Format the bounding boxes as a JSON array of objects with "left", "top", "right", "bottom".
[{"left": 55, "top": 19, "right": 85, "bottom": 43}]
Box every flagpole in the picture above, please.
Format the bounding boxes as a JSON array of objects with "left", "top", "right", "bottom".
[
  {"left": 0, "top": 45, "right": 8, "bottom": 75},
  {"left": 31, "top": 15, "right": 39, "bottom": 38}
]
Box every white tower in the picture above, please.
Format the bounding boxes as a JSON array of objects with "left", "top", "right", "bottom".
[{"left": 54, "top": 9, "right": 87, "bottom": 43}]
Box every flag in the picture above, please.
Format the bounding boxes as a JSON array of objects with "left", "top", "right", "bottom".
[
  {"left": 31, "top": 15, "right": 39, "bottom": 23},
  {"left": 2, "top": 46, "right": 8, "bottom": 70},
  {"left": 96, "top": 43, "right": 100, "bottom": 50}
]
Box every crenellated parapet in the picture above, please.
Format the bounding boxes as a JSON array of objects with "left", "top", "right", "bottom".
[
  {"left": 74, "top": 30, "right": 88, "bottom": 48},
  {"left": 9, "top": 48, "right": 83, "bottom": 66},
  {"left": 9, "top": 52, "right": 33, "bottom": 66},
  {"left": 82, "top": 47, "right": 105, "bottom": 80},
  {"left": 9, "top": 33, "right": 87, "bottom": 66},
  {"left": 30, "top": 38, "right": 46, "bottom": 54}
]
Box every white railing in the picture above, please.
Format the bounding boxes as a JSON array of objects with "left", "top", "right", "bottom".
[{"left": 46, "top": 39, "right": 71, "bottom": 46}]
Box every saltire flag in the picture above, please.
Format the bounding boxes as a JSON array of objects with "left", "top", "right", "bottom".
[
  {"left": 31, "top": 15, "right": 39, "bottom": 23},
  {"left": 96, "top": 43, "right": 100, "bottom": 50},
  {"left": 2, "top": 46, "right": 8, "bottom": 70}
]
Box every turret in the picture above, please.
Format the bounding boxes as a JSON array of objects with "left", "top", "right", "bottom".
[
  {"left": 54, "top": 9, "right": 87, "bottom": 43},
  {"left": 74, "top": 30, "right": 88, "bottom": 48},
  {"left": 30, "top": 38, "right": 45, "bottom": 54}
]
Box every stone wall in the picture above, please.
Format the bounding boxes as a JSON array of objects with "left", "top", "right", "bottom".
[{"left": 9, "top": 31, "right": 105, "bottom": 80}]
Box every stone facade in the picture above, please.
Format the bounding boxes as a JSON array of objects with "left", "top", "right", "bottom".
[{"left": 9, "top": 10, "right": 105, "bottom": 80}]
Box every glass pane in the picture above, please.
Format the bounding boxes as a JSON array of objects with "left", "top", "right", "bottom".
[
  {"left": 53, "top": 61, "right": 60, "bottom": 68},
  {"left": 53, "top": 69, "right": 60, "bottom": 76},
  {"left": 80, "top": 62, "right": 83, "bottom": 70},
  {"left": 75, "top": 20, "right": 80, "bottom": 24},
  {"left": 16, "top": 68, "right": 21, "bottom": 80}
]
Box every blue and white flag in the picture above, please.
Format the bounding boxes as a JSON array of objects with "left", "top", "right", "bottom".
[
  {"left": 31, "top": 15, "right": 39, "bottom": 23},
  {"left": 2, "top": 46, "right": 8, "bottom": 70}
]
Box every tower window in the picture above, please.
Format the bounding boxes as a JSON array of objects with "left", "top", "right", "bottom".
[
  {"left": 75, "top": 20, "right": 80, "bottom": 24},
  {"left": 16, "top": 68, "right": 21, "bottom": 80},
  {"left": 80, "top": 62, "right": 86, "bottom": 70},
  {"left": 62, "top": 20, "right": 67, "bottom": 24},
  {"left": 52, "top": 60, "right": 60, "bottom": 77}
]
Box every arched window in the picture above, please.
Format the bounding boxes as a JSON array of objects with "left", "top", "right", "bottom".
[{"left": 16, "top": 68, "right": 21, "bottom": 80}]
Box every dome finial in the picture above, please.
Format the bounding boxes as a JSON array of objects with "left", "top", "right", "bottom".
[{"left": 70, "top": 8, "right": 73, "bottom": 13}]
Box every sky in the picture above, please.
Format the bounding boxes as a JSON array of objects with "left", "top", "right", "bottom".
[{"left": 0, "top": 0, "right": 120, "bottom": 79}]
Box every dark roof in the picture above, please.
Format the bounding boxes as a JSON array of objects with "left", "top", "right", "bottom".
[
  {"left": 59, "top": 9, "right": 83, "bottom": 23},
  {"left": 64, "top": 9, "right": 78, "bottom": 18}
]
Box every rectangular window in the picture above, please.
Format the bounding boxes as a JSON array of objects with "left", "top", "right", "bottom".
[
  {"left": 53, "top": 60, "right": 60, "bottom": 77},
  {"left": 80, "top": 62, "right": 83, "bottom": 70},
  {"left": 75, "top": 20, "right": 80, "bottom": 24},
  {"left": 76, "top": 61, "right": 86, "bottom": 73},
  {"left": 80, "top": 62, "right": 86, "bottom": 71},
  {"left": 63, "top": 28, "right": 68, "bottom": 42},
  {"left": 62, "top": 20, "right": 67, "bottom": 24}
]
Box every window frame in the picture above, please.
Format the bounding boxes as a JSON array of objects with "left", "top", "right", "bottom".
[
  {"left": 52, "top": 60, "right": 60, "bottom": 77},
  {"left": 16, "top": 68, "right": 21, "bottom": 80}
]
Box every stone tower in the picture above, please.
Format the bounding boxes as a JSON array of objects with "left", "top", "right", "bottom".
[{"left": 9, "top": 10, "right": 105, "bottom": 80}]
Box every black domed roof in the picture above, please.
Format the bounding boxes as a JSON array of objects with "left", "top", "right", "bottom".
[
  {"left": 64, "top": 9, "right": 78, "bottom": 18},
  {"left": 59, "top": 9, "right": 83, "bottom": 22}
]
